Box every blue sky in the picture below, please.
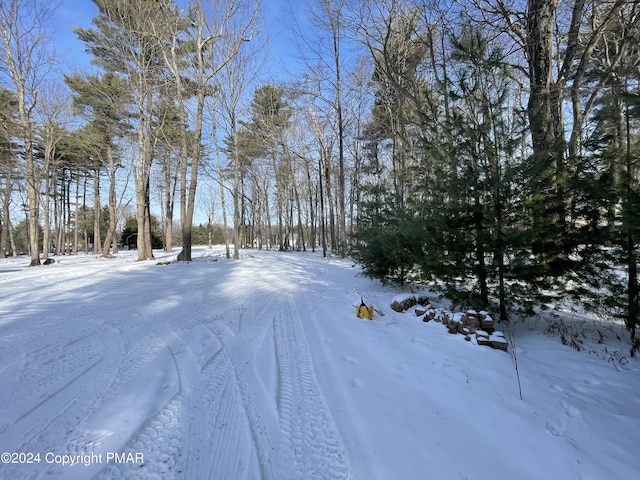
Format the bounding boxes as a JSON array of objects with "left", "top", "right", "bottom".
[
  {"left": 50, "top": 0, "right": 300, "bottom": 224},
  {"left": 52, "top": 0, "right": 298, "bottom": 77},
  {"left": 53, "top": 0, "right": 99, "bottom": 72}
]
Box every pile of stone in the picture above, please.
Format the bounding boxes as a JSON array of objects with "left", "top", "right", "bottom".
[{"left": 391, "top": 294, "right": 508, "bottom": 352}]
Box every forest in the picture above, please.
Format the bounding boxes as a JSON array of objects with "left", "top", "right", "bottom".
[{"left": 1, "top": 0, "right": 639, "bottom": 354}]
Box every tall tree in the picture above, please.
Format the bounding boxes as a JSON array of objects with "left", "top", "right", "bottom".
[
  {"left": 239, "top": 84, "right": 293, "bottom": 251},
  {"left": 35, "top": 79, "right": 72, "bottom": 259},
  {"left": 297, "top": 0, "right": 350, "bottom": 253},
  {"left": 213, "top": 26, "right": 263, "bottom": 260},
  {"left": 439, "top": 24, "right": 524, "bottom": 315},
  {"left": 576, "top": 7, "right": 640, "bottom": 356},
  {"left": 154, "top": 0, "right": 260, "bottom": 262},
  {"left": 0, "top": 88, "right": 19, "bottom": 258},
  {"left": 65, "top": 71, "right": 131, "bottom": 257},
  {"left": 472, "top": 0, "right": 629, "bottom": 274},
  {"left": 354, "top": 1, "right": 431, "bottom": 208},
  {"left": 76, "top": 0, "right": 167, "bottom": 260},
  {"left": 0, "top": 0, "right": 57, "bottom": 265},
  {"left": 153, "top": 96, "right": 182, "bottom": 253}
]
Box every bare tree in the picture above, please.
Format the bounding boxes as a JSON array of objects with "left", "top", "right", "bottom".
[
  {"left": 201, "top": 184, "right": 217, "bottom": 249},
  {"left": 152, "top": 96, "right": 182, "bottom": 253},
  {"left": 290, "top": 0, "right": 355, "bottom": 253},
  {"left": 0, "top": 88, "right": 19, "bottom": 258},
  {"left": 209, "top": 114, "right": 232, "bottom": 258},
  {"left": 153, "top": 0, "right": 260, "bottom": 262},
  {"left": 213, "top": 31, "right": 264, "bottom": 259},
  {"left": 310, "top": 0, "right": 349, "bottom": 253},
  {"left": 35, "top": 79, "right": 72, "bottom": 259},
  {"left": 0, "top": 0, "right": 57, "bottom": 265}
]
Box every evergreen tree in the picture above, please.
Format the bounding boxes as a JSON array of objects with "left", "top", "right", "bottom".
[
  {"left": 76, "top": 0, "right": 168, "bottom": 260},
  {"left": 577, "top": 90, "right": 640, "bottom": 357},
  {"left": 65, "top": 71, "right": 131, "bottom": 257},
  {"left": 120, "top": 215, "right": 164, "bottom": 250},
  {"left": 416, "top": 25, "right": 526, "bottom": 315},
  {"left": 236, "top": 85, "right": 293, "bottom": 251}
]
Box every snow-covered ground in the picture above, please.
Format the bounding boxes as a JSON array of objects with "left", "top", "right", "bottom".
[{"left": 0, "top": 246, "right": 638, "bottom": 480}]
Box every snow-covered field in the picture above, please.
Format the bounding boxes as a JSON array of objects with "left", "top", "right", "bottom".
[{"left": 0, "top": 246, "right": 638, "bottom": 480}]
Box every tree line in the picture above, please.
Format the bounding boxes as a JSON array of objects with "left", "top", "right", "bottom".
[
  {"left": 1, "top": 0, "right": 639, "bottom": 353},
  {"left": 352, "top": 0, "right": 640, "bottom": 356}
]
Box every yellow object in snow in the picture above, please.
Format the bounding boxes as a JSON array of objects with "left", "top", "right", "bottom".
[{"left": 356, "top": 303, "right": 374, "bottom": 320}]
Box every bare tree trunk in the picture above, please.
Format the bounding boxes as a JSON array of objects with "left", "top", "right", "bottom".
[
  {"left": 1, "top": 171, "right": 11, "bottom": 257},
  {"left": 72, "top": 172, "right": 79, "bottom": 255},
  {"left": 8, "top": 216, "right": 17, "bottom": 257},
  {"left": 319, "top": 155, "right": 327, "bottom": 257},
  {"left": 324, "top": 146, "right": 336, "bottom": 251},
  {"left": 41, "top": 136, "right": 55, "bottom": 259},
  {"left": 83, "top": 176, "right": 90, "bottom": 254},
  {"left": 175, "top": 83, "right": 203, "bottom": 263},
  {"left": 526, "top": 0, "right": 566, "bottom": 263},
  {"left": 92, "top": 168, "right": 101, "bottom": 255},
  {"left": 305, "top": 158, "right": 316, "bottom": 252},
  {"left": 327, "top": 0, "right": 346, "bottom": 254},
  {"left": 265, "top": 183, "right": 273, "bottom": 250},
  {"left": 25, "top": 134, "right": 39, "bottom": 264},
  {"left": 624, "top": 83, "right": 639, "bottom": 357},
  {"left": 294, "top": 182, "right": 306, "bottom": 251},
  {"left": 42, "top": 175, "right": 51, "bottom": 259},
  {"left": 212, "top": 121, "right": 231, "bottom": 259},
  {"left": 55, "top": 172, "right": 63, "bottom": 256},
  {"left": 102, "top": 143, "right": 118, "bottom": 256},
  {"left": 232, "top": 130, "right": 241, "bottom": 259},
  {"left": 135, "top": 86, "right": 154, "bottom": 260},
  {"left": 161, "top": 158, "right": 177, "bottom": 253},
  {"left": 65, "top": 174, "right": 72, "bottom": 255},
  {"left": 58, "top": 175, "right": 64, "bottom": 255},
  {"left": 144, "top": 180, "right": 153, "bottom": 258}
]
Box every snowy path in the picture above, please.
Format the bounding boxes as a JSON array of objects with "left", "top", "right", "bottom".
[
  {"left": 1, "top": 247, "right": 639, "bottom": 480},
  {"left": 0, "top": 250, "right": 350, "bottom": 480}
]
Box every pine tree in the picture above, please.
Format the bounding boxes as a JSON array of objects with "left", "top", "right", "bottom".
[
  {"left": 65, "top": 72, "right": 131, "bottom": 257},
  {"left": 237, "top": 85, "right": 293, "bottom": 251},
  {"left": 75, "top": 0, "right": 167, "bottom": 260}
]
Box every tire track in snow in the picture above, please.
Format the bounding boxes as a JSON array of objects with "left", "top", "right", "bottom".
[
  {"left": 94, "top": 324, "right": 191, "bottom": 480},
  {"left": 101, "top": 333, "right": 166, "bottom": 403},
  {"left": 207, "top": 293, "right": 293, "bottom": 480},
  {"left": 200, "top": 280, "right": 351, "bottom": 479},
  {"left": 193, "top": 350, "right": 257, "bottom": 480},
  {"left": 162, "top": 322, "right": 258, "bottom": 480},
  {"left": 274, "top": 296, "right": 351, "bottom": 480},
  {"left": 90, "top": 272, "right": 348, "bottom": 480},
  {"left": 97, "top": 397, "right": 184, "bottom": 480},
  {"left": 171, "top": 302, "right": 262, "bottom": 480},
  {"left": 97, "top": 310, "right": 264, "bottom": 480}
]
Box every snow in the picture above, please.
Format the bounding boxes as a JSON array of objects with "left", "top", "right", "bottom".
[
  {"left": 0, "top": 246, "right": 639, "bottom": 480},
  {"left": 391, "top": 293, "right": 416, "bottom": 304}
]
